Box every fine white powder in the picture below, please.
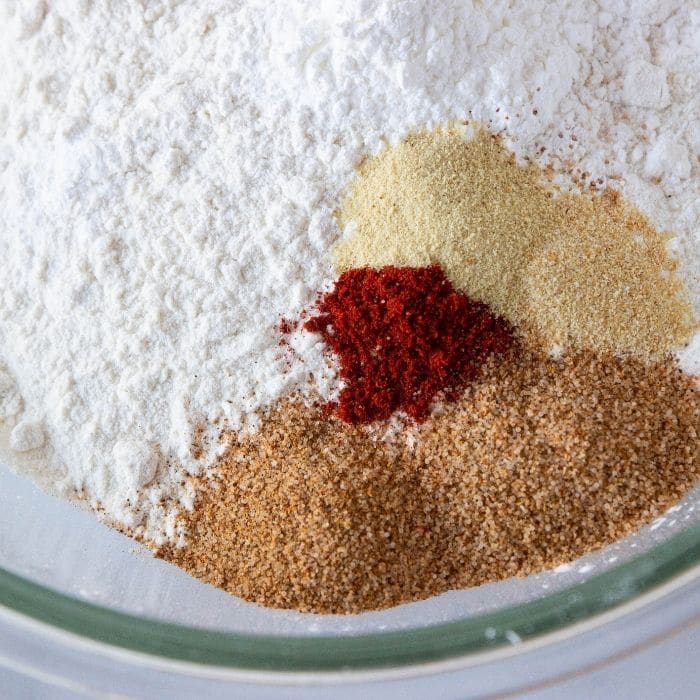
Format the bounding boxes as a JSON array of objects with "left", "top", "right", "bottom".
[{"left": 0, "top": 0, "right": 698, "bottom": 543}]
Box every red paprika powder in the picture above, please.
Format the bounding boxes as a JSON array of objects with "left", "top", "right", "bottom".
[{"left": 304, "top": 264, "right": 513, "bottom": 423}]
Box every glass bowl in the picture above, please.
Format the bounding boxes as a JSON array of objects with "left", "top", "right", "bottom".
[{"left": 0, "top": 455, "right": 698, "bottom": 680}]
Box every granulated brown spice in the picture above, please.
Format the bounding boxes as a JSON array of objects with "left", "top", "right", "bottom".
[
  {"left": 156, "top": 347, "right": 699, "bottom": 614},
  {"left": 190, "top": 425, "right": 205, "bottom": 460},
  {"left": 334, "top": 126, "right": 696, "bottom": 358}
]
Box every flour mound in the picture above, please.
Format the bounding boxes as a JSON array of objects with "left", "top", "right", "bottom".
[{"left": 0, "top": 0, "right": 697, "bottom": 541}]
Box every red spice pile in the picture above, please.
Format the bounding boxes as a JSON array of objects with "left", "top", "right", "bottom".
[{"left": 304, "top": 264, "right": 513, "bottom": 422}]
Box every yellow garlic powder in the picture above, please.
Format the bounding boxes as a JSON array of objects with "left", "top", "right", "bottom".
[{"left": 335, "top": 126, "right": 696, "bottom": 358}]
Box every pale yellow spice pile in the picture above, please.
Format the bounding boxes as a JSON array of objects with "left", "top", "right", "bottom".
[
  {"left": 335, "top": 126, "right": 696, "bottom": 358},
  {"left": 156, "top": 347, "right": 700, "bottom": 614}
]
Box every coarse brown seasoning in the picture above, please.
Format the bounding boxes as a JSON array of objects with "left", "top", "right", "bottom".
[{"left": 156, "top": 345, "right": 699, "bottom": 614}]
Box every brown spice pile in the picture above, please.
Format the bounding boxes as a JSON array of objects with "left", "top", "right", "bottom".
[
  {"left": 335, "top": 126, "right": 696, "bottom": 358},
  {"left": 156, "top": 346, "right": 699, "bottom": 613}
]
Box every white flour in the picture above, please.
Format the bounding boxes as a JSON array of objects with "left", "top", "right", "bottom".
[{"left": 0, "top": 0, "right": 697, "bottom": 543}]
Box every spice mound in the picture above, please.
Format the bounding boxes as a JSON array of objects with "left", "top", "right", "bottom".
[
  {"left": 155, "top": 124, "right": 699, "bottom": 614},
  {"left": 335, "top": 127, "right": 696, "bottom": 359},
  {"left": 303, "top": 264, "right": 513, "bottom": 423},
  {"left": 157, "top": 346, "right": 700, "bottom": 614}
]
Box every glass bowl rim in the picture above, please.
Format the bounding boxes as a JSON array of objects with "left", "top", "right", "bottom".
[{"left": 0, "top": 521, "right": 698, "bottom": 675}]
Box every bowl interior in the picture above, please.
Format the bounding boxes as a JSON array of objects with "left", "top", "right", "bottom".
[{"left": 1, "top": 458, "right": 699, "bottom": 671}]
